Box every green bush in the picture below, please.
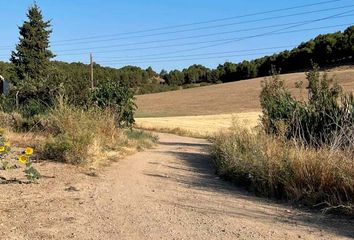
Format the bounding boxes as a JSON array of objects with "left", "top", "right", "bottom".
[
  {"left": 90, "top": 80, "right": 136, "bottom": 128},
  {"left": 0, "top": 95, "right": 16, "bottom": 113},
  {"left": 260, "top": 65, "right": 354, "bottom": 147},
  {"left": 260, "top": 69, "right": 297, "bottom": 135},
  {"left": 19, "top": 98, "right": 49, "bottom": 119}
]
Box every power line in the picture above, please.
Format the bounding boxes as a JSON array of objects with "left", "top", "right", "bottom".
[
  {"left": 95, "top": 45, "right": 297, "bottom": 61},
  {"left": 93, "top": 22, "right": 352, "bottom": 64},
  {"left": 53, "top": 13, "right": 353, "bottom": 58},
  {"left": 48, "top": 13, "right": 354, "bottom": 54},
  {"left": 97, "top": 51, "right": 281, "bottom": 65},
  {"left": 3, "top": 45, "right": 298, "bottom": 62},
  {"left": 127, "top": 12, "right": 353, "bottom": 58},
  {"left": 51, "top": 0, "right": 342, "bottom": 43},
  {"left": 0, "top": 3, "right": 351, "bottom": 66},
  {"left": 1, "top": 22, "right": 348, "bottom": 60},
  {"left": 0, "top": 0, "right": 345, "bottom": 49},
  {"left": 49, "top": 4, "right": 354, "bottom": 48}
]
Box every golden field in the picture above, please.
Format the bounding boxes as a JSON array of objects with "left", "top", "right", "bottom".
[{"left": 135, "top": 112, "right": 261, "bottom": 137}]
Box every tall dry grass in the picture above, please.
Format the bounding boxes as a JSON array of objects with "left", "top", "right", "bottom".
[
  {"left": 38, "top": 99, "right": 158, "bottom": 166},
  {"left": 210, "top": 123, "right": 354, "bottom": 215},
  {"left": 39, "top": 101, "right": 125, "bottom": 165}
]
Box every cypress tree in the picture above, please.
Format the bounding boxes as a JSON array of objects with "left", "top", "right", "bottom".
[{"left": 11, "top": 3, "right": 54, "bottom": 83}]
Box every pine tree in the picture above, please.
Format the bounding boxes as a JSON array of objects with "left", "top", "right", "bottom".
[{"left": 11, "top": 3, "right": 54, "bottom": 83}]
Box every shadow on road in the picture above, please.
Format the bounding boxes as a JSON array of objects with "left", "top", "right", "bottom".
[
  {"left": 159, "top": 141, "right": 210, "bottom": 148},
  {"left": 145, "top": 138, "right": 354, "bottom": 239}
]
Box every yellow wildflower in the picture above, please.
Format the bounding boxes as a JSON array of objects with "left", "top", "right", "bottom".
[
  {"left": 4, "top": 142, "right": 10, "bottom": 147},
  {"left": 0, "top": 128, "right": 4, "bottom": 135},
  {"left": 18, "top": 155, "right": 28, "bottom": 164},
  {"left": 0, "top": 146, "right": 5, "bottom": 152},
  {"left": 25, "top": 147, "right": 34, "bottom": 155}
]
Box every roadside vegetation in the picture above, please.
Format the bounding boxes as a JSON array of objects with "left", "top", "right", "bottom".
[
  {"left": 39, "top": 100, "right": 157, "bottom": 166},
  {"left": 211, "top": 66, "right": 354, "bottom": 215}
]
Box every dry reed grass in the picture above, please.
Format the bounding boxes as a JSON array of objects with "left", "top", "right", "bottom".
[{"left": 210, "top": 122, "right": 354, "bottom": 215}]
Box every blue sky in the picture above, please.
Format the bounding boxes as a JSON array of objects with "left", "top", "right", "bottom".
[{"left": 0, "top": 0, "right": 353, "bottom": 71}]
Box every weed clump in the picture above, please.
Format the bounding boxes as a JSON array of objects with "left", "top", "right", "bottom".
[
  {"left": 39, "top": 100, "right": 158, "bottom": 165},
  {"left": 40, "top": 101, "right": 124, "bottom": 165}
]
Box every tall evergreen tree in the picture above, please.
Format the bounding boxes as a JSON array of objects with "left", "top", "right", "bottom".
[{"left": 11, "top": 3, "right": 54, "bottom": 83}]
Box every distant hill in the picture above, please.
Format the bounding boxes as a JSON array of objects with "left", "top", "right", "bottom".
[{"left": 135, "top": 66, "right": 354, "bottom": 117}]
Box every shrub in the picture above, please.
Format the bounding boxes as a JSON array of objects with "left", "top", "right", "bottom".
[
  {"left": 260, "top": 70, "right": 297, "bottom": 135},
  {"left": 90, "top": 80, "right": 136, "bottom": 128},
  {"left": 260, "top": 65, "right": 354, "bottom": 147},
  {"left": 19, "top": 98, "right": 49, "bottom": 119},
  {"left": 0, "top": 95, "right": 16, "bottom": 113}
]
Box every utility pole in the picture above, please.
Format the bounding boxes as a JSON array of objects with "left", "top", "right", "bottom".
[{"left": 90, "top": 53, "right": 94, "bottom": 88}]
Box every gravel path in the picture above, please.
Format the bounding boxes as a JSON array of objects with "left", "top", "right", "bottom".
[
  {"left": 92, "top": 133, "right": 354, "bottom": 240},
  {"left": 0, "top": 132, "right": 353, "bottom": 239}
]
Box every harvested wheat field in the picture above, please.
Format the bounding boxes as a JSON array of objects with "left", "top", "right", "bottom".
[
  {"left": 136, "top": 67, "right": 354, "bottom": 118},
  {"left": 136, "top": 67, "right": 354, "bottom": 134},
  {"left": 135, "top": 112, "right": 261, "bottom": 137}
]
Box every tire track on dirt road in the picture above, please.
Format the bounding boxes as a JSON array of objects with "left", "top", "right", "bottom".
[{"left": 93, "top": 132, "right": 354, "bottom": 240}]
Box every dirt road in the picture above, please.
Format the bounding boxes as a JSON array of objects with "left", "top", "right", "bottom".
[{"left": 1, "top": 133, "right": 353, "bottom": 239}]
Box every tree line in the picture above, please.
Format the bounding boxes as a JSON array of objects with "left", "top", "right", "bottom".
[{"left": 162, "top": 25, "right": 354, "bottom": 85}]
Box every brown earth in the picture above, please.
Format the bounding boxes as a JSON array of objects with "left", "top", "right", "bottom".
[
  {"left": 136, "top": 68, "right": 354, "bottom": 117},
  {"left": 0, "top": 132, "right": 353, "bottom": 239}
]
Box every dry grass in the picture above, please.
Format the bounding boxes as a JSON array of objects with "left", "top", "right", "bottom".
[
  {"left": 39, "top": 103, "right": 125, "bottom": 166},
  {"left": 37, "top": 101, "right": 157, "bottom": 168},
  {"left": 136, "top": 68, "right": 354, "bottom": 117},
  {"left": 210, "top": 123, "right": 354, "bottom": 215},
  {"left": 6, "top": 130, "right": 45, "bottom": 148},
  {"left": 135, "top": 112, "right": 261, "bottom": 138}
]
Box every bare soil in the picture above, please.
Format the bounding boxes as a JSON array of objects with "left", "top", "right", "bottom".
[{"left": 1, "top": 133, "right": 353, "bottom": 239}]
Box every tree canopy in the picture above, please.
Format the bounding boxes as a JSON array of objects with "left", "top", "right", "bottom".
[{"left": 11, "top": 3, "right": 54, "bottom": 82}]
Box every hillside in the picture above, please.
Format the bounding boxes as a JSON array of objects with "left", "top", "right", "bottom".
[{"left": 136, "top": 67, "right": 354, "bottom": 117}]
